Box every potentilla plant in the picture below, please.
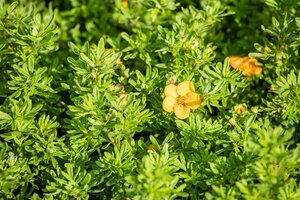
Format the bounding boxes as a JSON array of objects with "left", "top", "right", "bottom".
[{"left": 0, "top": 0, "right": 300, "bottom": 199}]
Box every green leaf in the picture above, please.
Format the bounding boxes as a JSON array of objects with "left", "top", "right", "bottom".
[
  {"left": 265, "top": 0, "right": 278, "bottom": 8},
  {"left": 208, "top": 80, "right": 225, "bottom": 95},
  {"left": 245, "top": 114, "right": 256, "bottom": 131},
  {"left": 0, "top": 111, "right": 11, "bottom": 121},
  {"left": 7, "top": 2, "right": 18, "bottom": 14},
  {"left": 80, "top": 53, "right": 95, "bottom": 67},
  {"left": 97, "top": 38, "right": 105, "bottom": 59},
  {"left": 68, "top": 42, "right": 81, "bottom": 55},
  {"left": 149, "top": 135, "right": 161, "bottom": 154}
]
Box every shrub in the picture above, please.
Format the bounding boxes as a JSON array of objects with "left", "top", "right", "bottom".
[{"left": 0, "top": 0, "right": 300, "bottom": 199}]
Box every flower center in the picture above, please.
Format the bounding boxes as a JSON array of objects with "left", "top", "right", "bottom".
[
  {"left": 176, "top": 96, "right": 187, "bottom": 105},
  {"left": 176, "top": 92, "right": 201, "bottom": 108}
]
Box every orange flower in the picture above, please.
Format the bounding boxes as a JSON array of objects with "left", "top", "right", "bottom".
[
  {"left": 229, "top": 56, "right": 262, "bottom": 76},
  {"left": 162, "top": 81, "right": 201, "bottom": 119}
]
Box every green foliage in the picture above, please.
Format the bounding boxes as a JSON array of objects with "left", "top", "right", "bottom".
[
  {"left": 126, "top": 140, "right": 186, "bottom": 199},
  {"left": 0, "top": 0, "right": 300, "bottom": 199}
]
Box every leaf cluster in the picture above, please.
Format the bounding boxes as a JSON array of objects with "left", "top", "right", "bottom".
[{"left": 0, "top": 0, "right": 300, "bottom": 199}]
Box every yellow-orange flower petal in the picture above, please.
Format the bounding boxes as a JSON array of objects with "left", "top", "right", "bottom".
[
  {"left": 229, "top": 56, "right": 262, "bottom": 76},
  {"left": 177, "top": 81, "right": 195, "bottom": 96},
  {"left": 184, "top": 92, "right": 201, "bottom": 110},
  {"left": 243, "top": 64, "right": 262, "bottom": 76},
  {"left": 162, "top": 96, "right": 176, "bottom": 112},
  {"left": 174, "top": 104, "right": 190, "bottom": 119},
  {"left": 229, "top": 56, "right": 248, "bottom": 70},
  {"left": 164, "top": 84, "right": 178, "bottom": 98}
]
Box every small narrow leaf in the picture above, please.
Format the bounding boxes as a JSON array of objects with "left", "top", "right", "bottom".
[
  {"left": 80, "top": 53, "right": 95, "bottom": 67},
  {"left": 97, "top": 38, "right": 105, "bottom": 59}
]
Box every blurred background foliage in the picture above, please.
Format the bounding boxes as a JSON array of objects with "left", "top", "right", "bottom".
[{"left": 0, "top": 0, "right": 300, "bottom": 199}]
